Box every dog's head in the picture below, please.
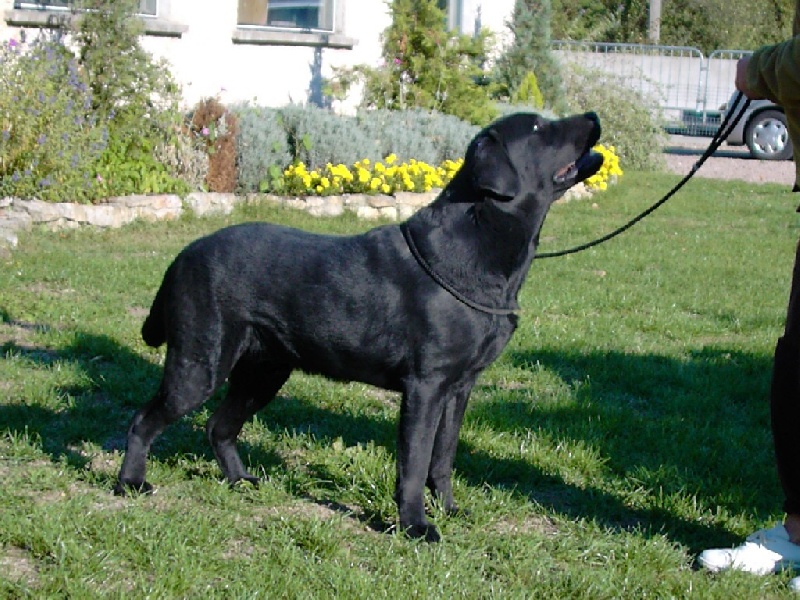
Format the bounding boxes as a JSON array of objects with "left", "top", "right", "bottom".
[{"left": 463, "top": 112, "right": 603, "bottom": 203}]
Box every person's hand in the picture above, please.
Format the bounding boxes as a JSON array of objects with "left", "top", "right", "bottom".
[{"left": 735, "top": 55, "right": 767, "bottom": 100}]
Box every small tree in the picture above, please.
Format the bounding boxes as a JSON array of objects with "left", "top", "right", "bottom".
[
  {"left": 329, "top": 0, "right": 497, "bottom": 126},
  {"left": 494, "top": 0, "right": 566, "bottom": 114}
]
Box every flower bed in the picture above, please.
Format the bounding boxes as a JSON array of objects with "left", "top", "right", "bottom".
[{"left": 279, "top": 146, "right": 622, "bottom": 197}]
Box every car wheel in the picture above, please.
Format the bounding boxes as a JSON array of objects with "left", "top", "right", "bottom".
[{"left": 745, "top": 110, "right": 793, "bottom": 160}]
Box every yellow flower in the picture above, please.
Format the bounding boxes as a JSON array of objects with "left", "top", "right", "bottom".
[
  {"left": 584, "top": 144, "right": 623, "bottom": 191},
  {"left": 385, "top": 153, "right": 397, "bottom": 165}
]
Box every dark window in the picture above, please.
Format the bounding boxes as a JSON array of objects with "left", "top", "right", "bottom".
[{"left": 238, "top": 0, "right": 334, "bottom": 32}]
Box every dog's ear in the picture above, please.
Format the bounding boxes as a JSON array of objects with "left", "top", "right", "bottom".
[{"left": 471, "top": 134, "right": 520, "bottom": 199}]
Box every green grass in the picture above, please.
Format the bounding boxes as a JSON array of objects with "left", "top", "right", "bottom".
[{"left": 1, "top": 171, "right": 800, "bottom": 597}]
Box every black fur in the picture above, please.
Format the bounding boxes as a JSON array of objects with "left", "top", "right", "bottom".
[{"left": 115, "top": 112, "right": 603, "bottom": 542}]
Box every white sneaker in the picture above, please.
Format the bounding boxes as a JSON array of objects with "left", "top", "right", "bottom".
[{"left": 698, "top": 525, "right": 800, "bottom": 575}]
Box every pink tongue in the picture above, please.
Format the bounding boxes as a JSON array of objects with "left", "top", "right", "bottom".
[{"left": 554, "top": 162, "right": 576, "bottom": 182}]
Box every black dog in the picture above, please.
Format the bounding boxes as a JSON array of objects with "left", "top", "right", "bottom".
[{"left": 115, "top": 112, "right": 603, "bottom": 541}]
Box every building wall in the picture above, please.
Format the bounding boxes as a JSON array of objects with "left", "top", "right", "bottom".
[{"left": 1, "top": 0, "right": 513, "bottom": 110}]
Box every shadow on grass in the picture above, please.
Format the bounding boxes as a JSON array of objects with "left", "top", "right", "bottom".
[
  {"left": 0, "top": 313, "right": 778, "bottom": 553},
  {"left": 0, "top": 319, "right": 284, "bottom": 489}
]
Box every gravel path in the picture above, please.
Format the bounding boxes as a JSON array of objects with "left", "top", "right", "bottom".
[{"left": 663, "top": 135, "right": 795, "bottom": 187}]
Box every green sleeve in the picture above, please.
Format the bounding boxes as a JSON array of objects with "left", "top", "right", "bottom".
[
  {"left": 747, "top": 36, "right": 800, "bottom": 193},
  {"left": 746, "top": 37, "right": 800, "bottom": 108}
]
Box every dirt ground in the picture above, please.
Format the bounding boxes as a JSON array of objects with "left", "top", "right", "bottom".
[{"left": 663, "top": 134, "right": 795, "bottom": 187}]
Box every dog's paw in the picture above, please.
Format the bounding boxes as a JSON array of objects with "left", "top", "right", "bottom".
[
  {"left": 113, "top": 480, "right": 154, "bottom": 497},
  {"left": 403, "top": 522, "right": 441, "bottom": 543}
]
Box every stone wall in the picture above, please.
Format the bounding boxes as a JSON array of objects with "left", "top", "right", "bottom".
[{"left": 0, "top": 185, "right": 590, "bottom": 253}]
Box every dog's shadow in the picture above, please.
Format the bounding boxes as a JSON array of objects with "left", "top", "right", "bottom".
[
  {"left": 0, "top": 315, "right": 774, "bottom": 553},
  {"left": 0, "top": 318, "right": 283, "bottom": 489}
]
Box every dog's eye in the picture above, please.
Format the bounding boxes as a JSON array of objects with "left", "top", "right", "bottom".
[{"left": 532, "top": 123, "right": 540, "bottom": 133}]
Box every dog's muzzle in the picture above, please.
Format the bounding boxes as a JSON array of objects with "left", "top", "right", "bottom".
[{"left": 553, "top": 150, "right": 604, "bottom": 185}]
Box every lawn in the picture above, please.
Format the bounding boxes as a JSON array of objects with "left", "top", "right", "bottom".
[{"left": 1, "top": 171, "right": 799, "bottom": 597}]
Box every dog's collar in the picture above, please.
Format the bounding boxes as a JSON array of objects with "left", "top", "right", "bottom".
[{"left": 400, "top": 222, "right": 521, "bottom": 316}]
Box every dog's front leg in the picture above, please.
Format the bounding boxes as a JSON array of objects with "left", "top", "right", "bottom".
[
  {"left": 426, "top": 376, "right": 476, "bottom": 515},
  {"left": 395, "top": 379, "right": 446, "bottom": 542}
]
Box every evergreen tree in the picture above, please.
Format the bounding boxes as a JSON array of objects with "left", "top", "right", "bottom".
[
  {"left": 347, "top": 0, "right": 497, "bottom": 125},
  {"left": 495, "top": 0, "right": 566, "bottom": 114}
]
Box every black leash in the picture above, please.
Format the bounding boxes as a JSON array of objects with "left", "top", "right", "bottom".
[{"left": 534, "top": 91, "right": 752, "bottom": 259}]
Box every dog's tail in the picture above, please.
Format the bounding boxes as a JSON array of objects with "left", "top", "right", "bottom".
[{"left": 141, "top": 280, "right": 168, "bottom": 348}]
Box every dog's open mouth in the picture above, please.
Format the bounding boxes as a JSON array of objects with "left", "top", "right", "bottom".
[{"left": 553, "top": 150, "right": 604, "bottom": 186}]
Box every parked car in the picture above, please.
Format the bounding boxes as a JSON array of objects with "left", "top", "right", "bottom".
[{"left": 723, "top": 91, "right": 793, "bottom": 160}]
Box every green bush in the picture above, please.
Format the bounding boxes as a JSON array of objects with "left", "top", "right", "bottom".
[
  {"left": 493, "top": 0, "right": 566, "bottom": 114},
  {"left": 233, "top": 104, "right": 479, "bottom": 193},
  {"left": 0, "top": 1, "right": 193, "bottom": 202},
  {"left": 356, "top": 109, "right": 478, "bottom": 166},
  {"left": 153, "top": 130, "right": 209, "bottom": 193},
  {"left": 278, "top": 104, "right": 381, "bottom": 171},
  {"left": 327, "top": 0, "right": 497, "bottom": 126},
  {"left": 74, "top": 0, "right": 189, "bottom": 198},
  {"left": 512, "top": 72, "right": 546, "bottom": 110},
  {"left": 561, "top": 64, "right": 666, "bottom": 171},
  {"left": 0, "top": 32, "right": 106, "bottom": 202},
  {"left": 233, "top": 105, "right": 292, "bottom": 194}
]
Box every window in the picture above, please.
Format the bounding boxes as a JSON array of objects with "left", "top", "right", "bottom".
[
  {"left": 238, "top": 0, "right": 334, "bottom": 32},
  {"left": 13, "top": 1, "right": 158, "bottom": 17}
]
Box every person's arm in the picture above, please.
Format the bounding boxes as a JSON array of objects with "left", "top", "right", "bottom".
[{"left": 738, "top": 37, "right": 800, "bottom": 108}]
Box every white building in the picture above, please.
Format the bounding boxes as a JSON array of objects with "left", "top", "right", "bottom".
[{"left": 1, "top": 1, "right": 514, "bottom": 110}]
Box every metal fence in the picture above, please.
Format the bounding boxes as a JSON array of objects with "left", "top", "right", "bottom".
[{"left": 552, "top": 41, "right": 752, "bottom": 136}]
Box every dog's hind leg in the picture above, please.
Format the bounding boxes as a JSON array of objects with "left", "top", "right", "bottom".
[
  {"left": 206, "top": 361, "right": 291, "bottom": 486},
  {"left": 114, "top": 350, "right": 227, "bottom": 496},
  {"left": 426, "top": 377, "right": 476, "bottom": 515}
]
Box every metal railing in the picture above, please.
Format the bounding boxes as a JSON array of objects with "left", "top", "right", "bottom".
[{"left": 553, "top": 40, "right": 752, "bottom": 136}]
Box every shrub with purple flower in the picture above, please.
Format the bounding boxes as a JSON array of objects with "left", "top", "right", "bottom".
[
  {"left": 1, "top": 1, "right": 193, "bottom": 202},
  {"left": 0, "top": 31, "right": 105, "bottom": 202}
]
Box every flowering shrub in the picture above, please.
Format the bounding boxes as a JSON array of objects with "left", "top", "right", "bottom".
[
  {"left": 78, "top": 0, "right": 190, "bottom": 198},
  {"left": 0, "top": 33, "right": 107, "bottom": 202},
  {"left": 279, "top": 147, "right": 621, "bottom": 197},
  {"left": 282, "top": 155, "right": 464, "bottom": 196},
  {"left": 585, "top": 144, "right": 624, "bottom": 191},
  {"left": 1, "top": 2, "right": 194, "bottom": 203}
]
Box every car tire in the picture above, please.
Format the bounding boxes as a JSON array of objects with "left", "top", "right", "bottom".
[{"left": 745, "top": 110, "right": 794, "bottom": 160}]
